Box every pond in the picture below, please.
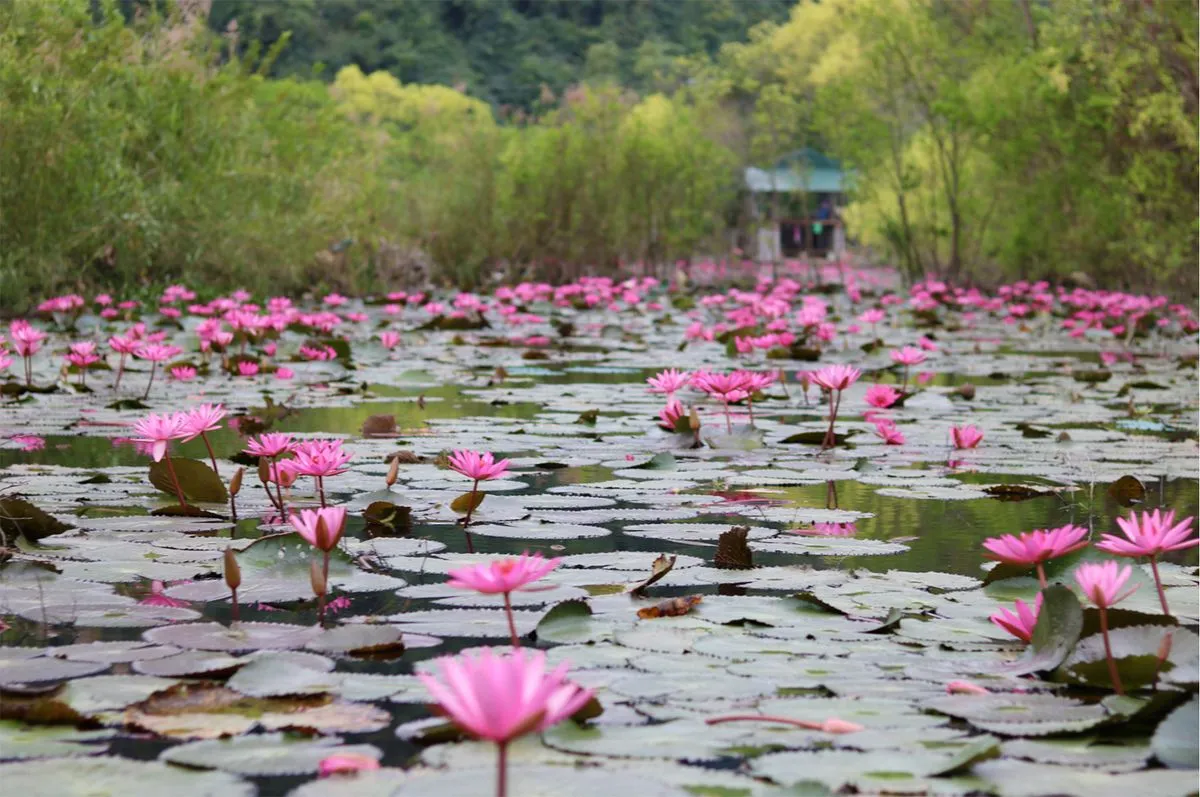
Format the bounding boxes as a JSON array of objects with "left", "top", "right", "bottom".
[{"left": 0, "top": 277, "right": 1197, "bottom": 796}]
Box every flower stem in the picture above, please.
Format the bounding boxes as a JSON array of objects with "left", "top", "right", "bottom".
[
  {"left": 317, "top": 476, "right": 327, "bottom": 508},
  {"left": 230, "top": 586, "right": 239, "bottom": 623},
  {"left": 1036, "top": 563, "right": 1047, "bottom": 589},
  {"left": 142, "top": 362, "right": 157, "bottom": 400},
  {"left": 1148, "top": 555, "right": 1171, "bottom": 615},
  {"left": 114, "top": 353, "right": 126, "bottom": 391},
  {"left": 495, "top": 741, "right": 508, "bottom": 797},
  {"left": 723, "top": 401, "right": 732, "bottom": 434},
  {"left": 270, "top": 457, "right": 286, "bottom": 515},
  {"left": 705, "top": 714, "right": 825, "bottom": 730},
  {"left": 200, "top": 432, "right": 220, "bottom": 478},
  {"left": 504, "top": 591, "right": 520, "bottom": 648},
  {"left": 463, "top": 479, "right": 480, "bottom": 526},
  {"left": 1099, "top": 606, "right": 1124, "bottom": 695},
  {"left": 163, "top": 452, "right": 188, "bottom": 508}
]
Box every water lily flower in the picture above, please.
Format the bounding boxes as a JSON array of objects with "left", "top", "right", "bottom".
[
  {"left": 318, "top": 753, "right": 380, "bottom": 778},
  {"left": 810, "top": 364, "right": 860, "bottom": 450},
  {"left": 646, "top": 368, "right": 692, "bottom": 397},
  {"left": 982, "top": 525, "right": 1088, "bottom": 586},
  {"left": 692, "top": 370, "right": 752, "bottom": 434},
  {"left": 236, "top": 361, "right": 259, "bottom": 376},
  {"left": 989, "top": 594, "right": 1042, "bottom": 643},
  {"left": 292, "top": 439, "right": 353, "bottom": 506},
  {"left": 1075, "top": 561, "right": 1139, "bottom": 695},
  {"left": 864, "top": 384, "right": 901, "bottom": 408},
  {"left": 289, "top": 506, "right": 348, "bottom": 552},
  {"left": 448, "top": 450, "right": 510, "bottom": 482},
  {"left": 873, "top": 418, "right": 905, "bottom": 445},
  {"left": 245, "top": 433, "right": 295, "bottom": 459},
  {"left": 418, "top": 648, "right": 593, "bottom": 797},
  {"left": 945, "top": 680, "right": 989, "bottom": 695},
  {"left": 170, "top": 366, "right": 196, "bottom": 382},
  {"left": 1097, "top": 509, "right": 1196, "bottom": 615},
  {"left": 133, "top": 343, "right": 182, "bottom": 399},
  {"left": 131, "top": 412, "right": 189, "bottom": 506},
  {"left": 950, "top": 424, "right": 984, "bottom": 449},
  {"left": 447, "top": 552, "right": 561, "bottom": 647},
  {"left": 379, "top": 330, "right": 401, "bottom": 349},
  {"left": 658, "top": 399, "right": 686, "bottom": 431}
]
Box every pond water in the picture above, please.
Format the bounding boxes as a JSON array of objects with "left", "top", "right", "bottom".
[{"left": 0, "top": 283, "right": 1197, "bottom": 796}]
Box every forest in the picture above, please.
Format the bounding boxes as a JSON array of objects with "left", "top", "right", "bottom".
[{"left": 1, "top": 0, "right": 1196, "bottom": 306}]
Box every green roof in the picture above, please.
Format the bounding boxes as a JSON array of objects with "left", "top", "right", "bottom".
[{"left": 745, "top": 148, "right": 846, "bottom": 194}]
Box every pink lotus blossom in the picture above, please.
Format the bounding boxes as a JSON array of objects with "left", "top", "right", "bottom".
[
  {"left": 10, "top": 320, "right": 45, "bottom": 356},
  {"left": 418, "top": 648, "right": 593, "bottom": 744},
  {"left": 448, "top": 450, "right": 510, "bottom": 482},
  {"left": 873, "top": 419, "right": 905, "bottom": 445},
  {"left": 318, "top": 753, "right": 380, "bottom": 778},
  {"left": 289, "top": 506, "right": 348, "bottom": 552},
  {"left": 918, "top": 336, "right": 939, "bottom": 352},
  {"left": 10, "top": 434, "right": 45, "bottom": 452},
  {"left": 300, "top": 345, "right": 338, "bottom": 361},
  {"left": 858, "top": 308, "right": 885, "bottom": 325},
  {"left": 134, "top": 343, "right": 182, "bottom": 362},
  {"left": 658, "top": 399, "right": 686, "bottom": 431},
  {"left": 274, "top": 366, "right": 294, "bottom": 380},
  {"left": 864, "top": 384, "right": 901, "bottom": 408},
  {"left": 131, "top": 413, "right": 187, "bottom": 462},
  {"left": 178, "top": 403, "right": 226, "bottom": 442},
  {"left": 989, "top": 594, "right": 1042, "bottom": 643},
  {"left": 946, "top": 680, "right": 989, "bottom": 695},
  {"left": 140, "top": 580, "right": 191, "bottom": 609},
  {"left": 809, "top": 364, "right": 861, "bottom": 392},
  {"left": 1098, "top": 509, "right": 1197, "bottom": 558},
  {"left": 983, "top": 524, "right": 1088, "bottom": 586},
  {"left": 447, "top": 552, "right": 561, "bottom": 595},
  {"left": 237, "top": 361, "right": 259, "bottom": 376},
  {"left": 950, "top": 425, "right": 984, "bottom": 449},
  {"left": 291, "top": 439, "right": 353, "bottom": 478},
  {"left": 1075, "top": 561, "right": 1138, "bottom": 609},
  {"left": 170, "top": 366, "right": 196, "bottom": 382},
  {"left": 379, "top": 331, "right": 401, "bottom": 349},
  {"left": 647, "top": 368, "right": 692, "bottom": 396},
  {"left": 891, "top": 347, "right": 927, "bottom": 367},
  {"left": 245, "top": 433, "right": 295, "bottom": 459}
]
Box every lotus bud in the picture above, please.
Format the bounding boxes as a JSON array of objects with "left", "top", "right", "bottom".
[
  {"left": 819, "top": 718, "right": 864, "bottom": 734},
  {"left": 229, "top": 467, "right": 244, "bottom": 496},
  {"left": 1157, "top": 631, "right": 1174, "bottom": 663},
  {"left": 257, "top": 456, "right": 270, "bottom": 485},
  {"left": 386, "top": 456, "right": 399, "bottom": 488},
  {"left": 310, "top": 558, "right": 327, "bottom": 598},
  {"left": 957, "top": 383, "right": 976, "bottom": 400},
  {"left": 688, "top": 407, "right": 701, "bottom": 431},
  {"left": 223, "top": 547, "right": 241, "bottom": 591}
]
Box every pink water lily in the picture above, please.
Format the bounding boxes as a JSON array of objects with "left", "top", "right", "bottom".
[
  {"left": 448, "top": 449, "right": 511, "bottom": 482},
  {"left": 810, "top": 364, "right": 860, "bottom": 450},
  {"left": 864, "top": 384, "right": 901, "bottom": 408},
  {"left": 289, "top": 506, "right": 347, "bottom": 552},
  {"left": 1098, "top": 509, "right": 1196, "bottom": 615},
  {"left": 1075, "top": 561, "right": 1139, "bottom": 695},
  {"left": 950, "top": 424, "right": 984, "bottom": 449},
  {"left": 658, "top": 399, "right": 686, "bottom": 431},
  {"left": 448, "top": 552, "right": 562, "bottom": 647},
  {"left": 418, "top": 648, "right": 593, "bottom": 797},
  {"left": 983, "top": 524, "right": 1088, "bottom": 587},
  {"left": 989, "top": 594, "right": 1042, "bottom": 643},
  {"left": 646, "top": 368, "right": 692, "bottom": 397}
]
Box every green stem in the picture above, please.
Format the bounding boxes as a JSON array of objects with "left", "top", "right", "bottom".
[
  {"left": 142, "top": 361, "right": 157, "bottom": 400},
  {"left": 1149, "top": 555, "right": 1171, "bottom": 615},
  {"left": 496, "top": 741, "right": 508, "bottom": 797},
  {"left": 504, "top": 591, "right": 520, "bottom": 648}
]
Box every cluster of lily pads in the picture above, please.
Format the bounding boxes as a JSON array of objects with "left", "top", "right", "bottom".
[{"left": 0, "top": 266, "right": 1196, "bottom": 796}]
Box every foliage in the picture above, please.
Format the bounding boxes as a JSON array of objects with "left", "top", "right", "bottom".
[{"left": 703, "top": 0, "right": 1198, "bottom": 291}]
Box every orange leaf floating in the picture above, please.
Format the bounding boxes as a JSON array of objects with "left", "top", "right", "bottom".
[{"left": 637, "top": 595, "right": 702, "bottom": 619}]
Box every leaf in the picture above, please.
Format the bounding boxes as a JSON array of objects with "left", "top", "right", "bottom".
[
  {"left": 780, "top": 431, "right": 853, "bottom": 446},
  {"left": 160, "top": 733, "right": 381, "bottom": 776},
  {"left": 362, "top": 501, "right": 412, "bottom": 536},
  {"left": 105, "top": 399, "right": 150, "bottom": 411},
  {"left": 0, "top": 498, "right": 73, "bottom": 542},
  {"left": 1005, "top": 585, "right": 1083, "bottom": 675},
  {"left": 1073, "top": 368, "right": 1112, "bottom": 383},
  {"left": 1152, "top": 697, "right": 1199, "bottom": 769},
  {"left": 361, "top": 414, "right": 397, "bottom": 436},
  {"left": 632, "top": 452, "right": 676, "bottom": 470},
  {"left": 450, "top": 491, "right": 485, "bottom": 515},
  {"left": 148, "top": 458, "right": 228, "bottom": 503},
  {"left": 628, "top": 554, "right": 676, "bottom": 597},
  {"left": 924, "top": 734, "right": 1000, "bottom": 776},
  {"left": 1057, "top": 625, "right": 1190, "bottom": 691},
  {"left": 1106, "top": 475, "right": 1145, "bottom": 506},
  {"left": 637, "top": 595, "right": 702, "bottom": 619},
  {"left": 982, "top": 484, "right": 1057, "bottom": 501},
  {"left": 575, "top": 409, "right": 599, "bottom": 425},
  {"left": 0, "top": 757, "right": 254, "bottom": 797},
  {"left": 536, "top": 600, "right": 607, "bottom": 645},
  {"left": 714, "top": 526, "right": 753, "bottom": 570}
]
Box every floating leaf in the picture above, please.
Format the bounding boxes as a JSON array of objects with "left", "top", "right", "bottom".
[
  {"left": 628, "top": 554, "right": 676, "bottom": 597},
  {"left": 0, "top": 756, "right": 254, "bottom": 796},
  {"left": 143, "top": 622, "right": 321, "bottom": 653},
  {"left": 714, "top": 526, "right": 753, "bottom": 570},
  {"left": 450, "top": 491, "right": 485, "bottom": 515},
  {"left": 1152, "top": 697, "right": 1199, "bottom": 769},
  {"left": 1106, "top": 475, "right": 1146, "bottom": 506},
  {"left": 160, "top": 733, "right": 381, "bottom": 776},
  {"left": 0, "top": 498, "right": 73, "bottom": 542},
  {"left": 148, "top": 458, "right": 228, "bottom": 503}
]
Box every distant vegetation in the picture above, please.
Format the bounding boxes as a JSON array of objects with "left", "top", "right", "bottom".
[{"left": 1, "top": 0, "right": 1195, "bottom": 306}]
